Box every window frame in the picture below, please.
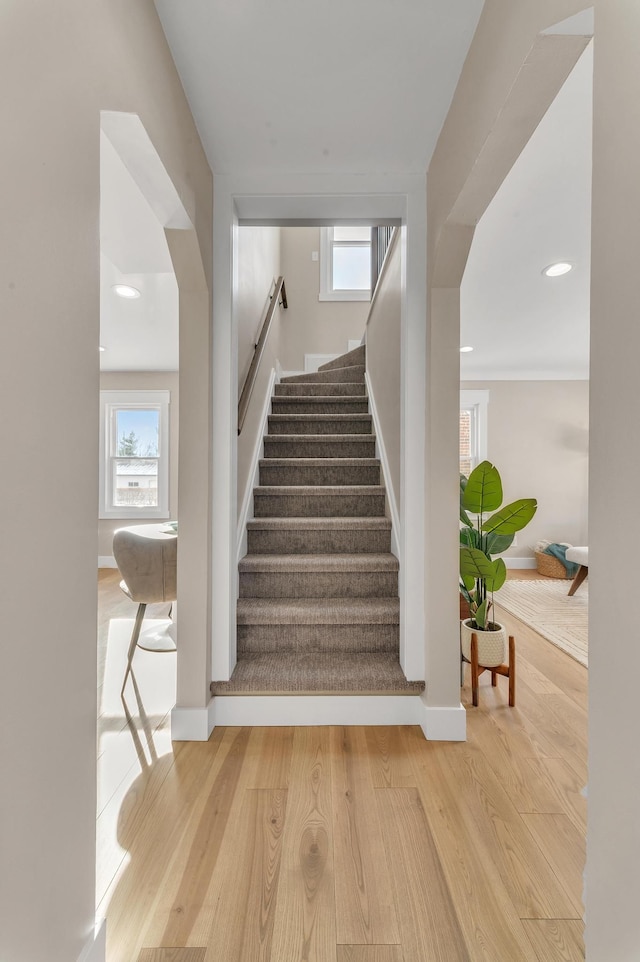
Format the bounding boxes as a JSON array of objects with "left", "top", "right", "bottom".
[
  {"left": 460, "top": 390, "right": 489, "bottom": 475},
  {"left": 99, "top": 389, "right": 170, "bottom": 520},
  {"left": 319, "top": 226, "right": 372, "bottom": 302}
]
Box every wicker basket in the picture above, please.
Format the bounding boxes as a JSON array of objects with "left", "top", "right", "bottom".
[{"left": 535, "top": 550, "right": 571, "bottom": 579}]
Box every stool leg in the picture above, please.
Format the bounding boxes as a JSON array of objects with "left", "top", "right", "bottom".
[
  {"left": 508, "top": 635, "right": 516, "bottom": 707},
  {"left": 471, "top": 633, "right": 479, "bottom": 707},
  {"left": 121, "top": 603, "right": 146, "bottom": 695},
  {"left": 568, "top": 565, "right": 588, "bottom": 597},
  {"left": 491, "top": 670, "right": 497, "bottom": 687}
]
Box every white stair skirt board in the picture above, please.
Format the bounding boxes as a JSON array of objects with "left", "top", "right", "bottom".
[
  {"left": 237, "top": 367, "right": 277, "bottom": 564},
  {"left": 76, "top": 920, "right": 106, "bottom": 962},
  {"left": 505, "top": 557, "right": 537, "bottom": 569},
  {"left": 364, "top": 373, "right": 401, "bottom": 561},
  {"left": 304, "top": 353, "right": 339, "bottom": 373},
  {"left": 172, "top": 696, "right": 465, "bottom": 740},
  {"left": 98, "top": 555, "right": 117, "bottom": 568}
]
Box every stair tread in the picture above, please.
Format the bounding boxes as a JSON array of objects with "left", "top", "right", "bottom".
[
  {"left": 280, "top": 364, "right": 365, "bottom": 384},
  {"left": 210, "top": 652, "right": 424, "bottom": 695},
  {"left": 259, "top": 458, "right": 379, "bottom": 467},
  {"left": 247, "top": 516, "right": 391, "bottom": 529},
  {"left": 269, "top": 413, "right": 371, "bottom": 421},
  {"left": 264, "top": 434, "right": 376, "bottom": 442},
  {"left": 272, "top": 395, "right": 367, "bottom": 403},
  {"left": 237, "top": 597, "right": 399, "bottom": 624},
  {"left": 239, "top": 552, "right": 398, "bottom": 572},
  {"left": 318, "top": 346, "right": 366, "bottom": 371}
]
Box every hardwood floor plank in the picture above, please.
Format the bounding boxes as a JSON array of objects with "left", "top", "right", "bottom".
[
  {"left": 270, "top": 727, "right": 337, "bottom": 962},
  {"left": 377, "top": 787, "right": 469, "bottom": 962},
  {"left": 244, "top": 725, "right": 295, "bottom": 789},
  {"left": 138, "top": 950, "right": 206, "bottom": 962},
  {"left": 536, "top": 757, "right": 587, "bottom": 833},
  {"left": 363, "top": 726, "right": 415, "bottom": 788},
  {"left": 329, "top": 727, "right": 400, "bottom": 944},
  {"left": 337, "top": 947, "right": 404, "bottom": 962},
  {"left": 427, "top": 740, "right": 579, "bottom": 919},
  {"left": 522, "top": 919, "right": 585, "bottom": 961},
  {"left": 520, "top": 814, "right": 586, "bottom": 919},
  {"left": 404, "top": 731, "right": 539, "bottom": 961},
  {"left": 194, "top": 789, "right": 287, "bottom": 961}
]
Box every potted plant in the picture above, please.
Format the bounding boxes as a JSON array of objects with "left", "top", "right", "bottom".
[{"left": 460, "top": 461, "right": 537, "bottom": 667}]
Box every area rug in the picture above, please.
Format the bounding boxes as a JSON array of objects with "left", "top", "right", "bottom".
[{"left": 495, "top": 579, "right": 588, "bottom": 667}]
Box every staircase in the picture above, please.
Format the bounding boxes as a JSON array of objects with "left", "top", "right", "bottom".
[{"left": 211, "top": 345, "right": 424, "bottom": 697}]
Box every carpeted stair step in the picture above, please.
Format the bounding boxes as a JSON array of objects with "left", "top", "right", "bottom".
[
  {"left": 280, "top": 364, "right": 365, "bottom": 384},
  {"left": 274, "top": 381, "right": 366, "bottom": 397},
  {"left": 211, "top": 652, "right": 424, "bottom": 695},
  {"left": 238, "top": 553, "right": 398, "bottom": 598},
  {"left": 237, "top": 598, "right": 398, "bottom": 653},
  {"left": 259, "top": 458, "right": 380, "bottom": 487},
  {"left": 263, "top": 434, "right": 376, "bottom": 459},
  {"left": 268, "top": 413, "right": 372, "bottom": 435},
  {"left": 318, "top": 344, "right": 366, "bottom": 371},
  {"left": 271, "top": 396, "right": 369, "bottom": 415},
  {"left": 253, "top": 484, "right": 386, "bottom": 517},
  {"left": 246, "top": 517, "right": 392, "bottom": 554}
]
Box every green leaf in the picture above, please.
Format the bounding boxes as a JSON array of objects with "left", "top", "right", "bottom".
[
  {"left": 462, "top": 461, "right": 503, "bottom": 514},
  {"left": 460, "top": 546, "right": 493, "bottom": 580},
  {"left": 459, "top": 581, "right": 474, "bottom": 603},
  {"left": 484, "top": 531, "right": 514, "bottom": 555},
  {"left": 460, "top": 527, "right": 479, "bottom": 549},
  {"left": 485, "top": 557, "right": 507, "bottom": 592},
  {"left": 461, "top": 572, "right": 475, "bottom": 592},
  {"left": 474, "top": 598, "right": 488, "bottom": 629},
  {"left": 460, "top": 474, "right": 473, "bottom": 527},
  {"left": 482, "top": 498, "right": 537, "bottom": 535}
]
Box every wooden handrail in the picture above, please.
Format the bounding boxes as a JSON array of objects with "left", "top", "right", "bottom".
[{"left": 238, "top": 276, "right": 287, "bottom": 435}]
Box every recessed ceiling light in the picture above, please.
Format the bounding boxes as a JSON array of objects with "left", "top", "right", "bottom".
[
  {"left": 460, "top": 346, "right": 474, "bottom": 353},
  {"left": 542, "top": 262, "right": 572, "bottom": 277},
  {"left": 99, "top": 345, "right": 106, "bottom": 352},
  {"left": 113, "top": 284, "right": 141, "bottom": 298}
]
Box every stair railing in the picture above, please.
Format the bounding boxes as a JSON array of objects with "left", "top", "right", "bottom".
[
  {"left": 370, "top": 226, "right": 396, "bottom": 297},
  {"left": 238, "top": 276, "right": 288, "bottom": 435}
]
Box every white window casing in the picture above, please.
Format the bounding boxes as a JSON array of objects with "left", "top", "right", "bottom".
[
  {"left": 319, "top": 226, "right": 372, "bottom": 301},
  {"left": 99, "top": 390, "right": 170, "bottom": 519},
  {"left": 460, "top": 389, "right": 489, "bottom": 472}
]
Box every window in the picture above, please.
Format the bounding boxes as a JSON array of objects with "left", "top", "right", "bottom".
[
  {"left": 99, "top": 390, "right": 170, "bottom": 519},
  {"left": 460, "top": 390, "right": 489, "bottom": 476},
  {"left": 319, "top": 226, "right": 371, "bottom": 301}
]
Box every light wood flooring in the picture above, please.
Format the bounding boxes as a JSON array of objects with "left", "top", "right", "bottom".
[{"left": 96, "top": 567, "right": 587, "bottom": 962}]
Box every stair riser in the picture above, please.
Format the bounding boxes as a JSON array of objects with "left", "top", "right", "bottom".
[
  {"left": 271, "top": 400, "right": 369, "bottom": 415},
  {"left": 254, "top": 492, "right": 386, "bottom": 517},
  {"left": 280, "top": 365, "right": 365, "bottom": 384},
  {"left": 238, "top": 623, "right": 398, "bottom": 654},
  {"left": 263, "top": 439, "right": 376, "bottom": 458},
  {"left": 268, "top": 417, "right": 372, "bottom": 435},
  {"left": 239, "top": 571, "right": 398, "bottom": 599},
  {"left": 274, "top": 382, "right": 366, "bottom": 397},
  {"left": 247, "top": 529, "right": 391, "bottom": 554},
  {"left": 259, "top": 463, "right": 380, "bottom": 486}
]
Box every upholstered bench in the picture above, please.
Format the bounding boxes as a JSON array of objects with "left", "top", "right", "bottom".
[{"left": 565, "top": 546, "right": 588, "bottom": 596}]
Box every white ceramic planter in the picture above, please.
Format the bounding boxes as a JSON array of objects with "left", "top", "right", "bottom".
[{"left": 460, "top": 618, "right": 507, "bottom": 669}]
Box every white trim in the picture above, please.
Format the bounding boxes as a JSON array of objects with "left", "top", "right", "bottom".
[
  {"left": 76, "top": 920, "right": 106, "bottom": 962},
  {"left": 418, "top": 700, "right": 467, "bottom": 741},
  {"left": 171, "top": 699, "right": 216, "bottom": 741},
  {"left": 98, "top": 555, "right": 117, "bottom": 568},
  {"left": 348, "top": 339, "right": 362, "bottom": 351},
  {"left": 319, "top": 225, "right": 372, "bottom": 301},
  {"left": 99, "top": 389, "right": 170, "bottom": 520},
  {"left": 237, "top": 367, "right": 277, "bottom": 564},
  {"left": 365, "top": 372, "right": 401, "bottom": 561},
  {"left": 504, "top": 557, "right": 537, "bottom": 569},
  {"left": 211, "top": 694, "right": 424, "bottom": 727}
]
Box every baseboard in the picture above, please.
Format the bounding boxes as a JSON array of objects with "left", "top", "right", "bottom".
[
  {"left": 98, "top": 555, "right": 117, "bottom": 568},
  {"left": 364, "top": 372, "right": 401, "bottom": 559},
  {"left": 211, "top": 694, "right": 424, "bottom": 727},
  {"left": 304, "top": 353, "right": 337, "bottom": 372},
  {"left": 171, "top": 699, "right": 216, "bottom": 741},
  {"left": 419, "top": 701, "right": 467, "bottom": 741},
  {"left": 237, "top": 367, "right": 277, "bottom": 564},
  {"left": 505, "top": 557, "right": 536, "bottom": 569},
  {"left": 76, "top": 920, "right": 106, "bottom": 962}
]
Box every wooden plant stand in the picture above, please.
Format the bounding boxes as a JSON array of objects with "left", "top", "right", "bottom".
[{"left": 461, "top": 632, "right": 516, "bottom": 707}]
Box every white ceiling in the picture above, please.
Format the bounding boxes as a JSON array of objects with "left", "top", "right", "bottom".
[
  {"left": 153, "top": 0, "right": 485, "bottom": 175},
  {"left": 99, "top": 131, "right": 178, "bottom": 371},
  {"left": 460, "top": 42, "right": 593, "bottom": 380}
]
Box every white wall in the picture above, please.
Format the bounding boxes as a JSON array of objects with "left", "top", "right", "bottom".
[
  {"left": 98, "top": 372, "right": 180, "bottom": 559},
  {"left": 462, "top": 379, "right": 589, "bottom": 558},
  {"left": 279, "top": 226, "right": 368, "bottom": 369},
  {"left": 366, "top": 236, "right": 402, "bottom": 512},
  {"left": 0, "top": 3, "right": 212, "bottom": 960}
]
